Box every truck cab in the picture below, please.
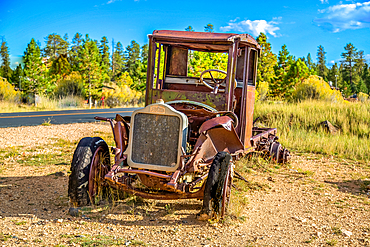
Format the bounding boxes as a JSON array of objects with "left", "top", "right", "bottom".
[{"left": 146, "top": 30, "right": 259, "bottom": 150}]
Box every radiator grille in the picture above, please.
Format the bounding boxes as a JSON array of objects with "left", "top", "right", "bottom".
[{"left": 131, "top": 113, "right": 180, "bottom": 167}]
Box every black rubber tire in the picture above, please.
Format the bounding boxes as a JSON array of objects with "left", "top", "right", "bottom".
[
  {"left": 201, "top": 151, "right": 232, "bottom": 219},
  {"left": 68, "top": 137, "right": 110, "bottom": 207}
]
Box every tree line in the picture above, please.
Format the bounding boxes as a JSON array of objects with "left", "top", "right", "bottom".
[
  {"left": 257, "top": 33, "right": 370, "bottom": 99},
  {"left": 0, "top": 33, "right": 148, "bottom": 104},
  {"left": 0, "top": 24, "right": 369, "bottom": 105}
]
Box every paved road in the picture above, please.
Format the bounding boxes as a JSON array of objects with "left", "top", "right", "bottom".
[{"left": 0, "top": 108, "right": 140, "bottom": 128}]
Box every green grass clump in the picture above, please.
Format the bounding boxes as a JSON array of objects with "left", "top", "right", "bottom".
[
  {"left": 326, "top": 239, "right": 338, "bottom": 246},
  {"left": 0, "top": 232, "right": 11, "bottom": 241},
  {"left": 254, "top": 100, "right": 370, "bottom": 162},
  {"left": 60, "top": 234, "right": 132, "bottom": 247},
  {"left": 13, "top": 220, "right": 27, "bottom": 226}
]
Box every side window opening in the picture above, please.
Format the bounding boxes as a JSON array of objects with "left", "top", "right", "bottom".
[{"left": 153, "top": 43, "right": 229, "bottom": 90}]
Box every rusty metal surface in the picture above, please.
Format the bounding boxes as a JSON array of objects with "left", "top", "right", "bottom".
[
  {"left": 88, "top": 146, "right": 109, "bottom": 198},
  {"left": 150, "top": 89, "right": 227, "bottom": 111},
  {"left": 243, "top": 86, "right": 256, "bottom": 148},
  {"left": 199, "top": 116, "right": 234, "bottom": 133},
  {"left": 115, "top": 168, "right": 171, "bottom": 179},
  {"left": 131, "top": 113, "right": 180, "bottom": 167},
  {"left": 113, "top": 120, "right": 129, "bottom": 163},
  {"left": 151, "top": 30, "right": 260, "bottom": 49},
  {"left": 88, "top": 29, "right": 289, "bottom": 212},
  {"left": 207, "top": 127, "right": 244, "bottom": 154},
  {"left": 250, "top": 127, "right": 277, "bottom": 147},
  {"left": 107, "top": 180, "right": 205, "bottom": 200}
]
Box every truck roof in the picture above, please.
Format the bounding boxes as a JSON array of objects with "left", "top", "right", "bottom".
[{"left": 150, "top": 30, "right": 260, "bottom": 52}]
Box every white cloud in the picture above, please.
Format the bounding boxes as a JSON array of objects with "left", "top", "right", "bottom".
[
  {"left": 320, "top": 0, "right": 329, "bottom": 4},
  {"left": 315, "top": 1, "right": 370, "bottom": 32},
  {"left": 365, "top": 54, "right": 370, "bottom": 62},
  {"left": 220, "top": 19, "right": 280, "bottom": 37},
  {"left": 107, "top": 0, "right": 137, "bottom": 3},
  {"left": 107, "top": 0, "right": 120, "bottom": 4}
]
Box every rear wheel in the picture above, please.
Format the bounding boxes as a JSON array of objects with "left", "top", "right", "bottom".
[
  {"left": 68, "top": 137, "right": 111, "bottom": 207},
  {"left": 198, "top": 152, "right": 233, "bottom": 220},
  {"left": 270, "top": 141, "right": 291, "bottom": 164}
]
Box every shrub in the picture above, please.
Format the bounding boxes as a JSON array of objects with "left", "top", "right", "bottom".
[
  {"left": 293, "top": 75, "right": 344, "bottom": 103},
  {"left": 358, "top": 92, "right": 369, "bottom": 102},
  {"left": 0, "top": 77, "right": 20, "bottom": 102},
  {"left": 54, "top": 72, "right": 85, "bottom": 98},
  {"left": 102, "top": 84, "right": 143, "bottom": 107},
  {"left": 256, "top": 80, "right": 269, "bottom": 101}
]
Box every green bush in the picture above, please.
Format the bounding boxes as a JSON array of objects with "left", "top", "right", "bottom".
[{"left": 0, "top": 77, "right": 20, "bottom": 102}]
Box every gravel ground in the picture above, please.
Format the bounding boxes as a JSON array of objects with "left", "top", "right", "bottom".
[
  {"left": 0, "top": 123, "right": 369, "bottom": 246},
  {"left": 0, "top": 122, "right": 111, "bottom": 148}
]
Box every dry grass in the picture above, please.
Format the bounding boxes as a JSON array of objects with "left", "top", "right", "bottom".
[
  {"left": 255, "top": 100, "right": 370, "bottom": 162},
  {"left": 0, "top": 95, "right": 143, "bottom": 113}
]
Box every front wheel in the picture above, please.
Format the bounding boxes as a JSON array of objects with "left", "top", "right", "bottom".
[
  {"left": 68, "top": 137, "right": 111, "bottom": 207},
  {"left": 198, "top": 152, "right": 233, "bottom": 220}
]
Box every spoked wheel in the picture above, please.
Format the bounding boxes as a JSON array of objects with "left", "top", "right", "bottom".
[
  {"left": 198, "top": 151, "right": 233, "bottom": 220},
  {"left": 68, "top": 137, "right": 111, "bottom": 207},
  {"left": 88, "top": 145, "right": 111, "bottom": 205},
  {"left": 221, "top": 162, "right": 233, "bottom": 217}
]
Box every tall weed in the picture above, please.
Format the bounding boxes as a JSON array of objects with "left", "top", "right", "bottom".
[{"left": 255, "top": 100, "right": 370, "bottom": 162}]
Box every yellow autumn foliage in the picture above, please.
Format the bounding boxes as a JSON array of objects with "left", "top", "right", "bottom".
[
  {"left": 358, "top": 92, "right": 369, "bottom": 102},
  {"left": 0, "top": 77, "right": 20, "bottom": 102},
  {"left": 293, "top": 75, "right": 344, "bottom": 102},
  {"left": 256, "top": 80, "right": 269, "bottom": 101},
  {"left": 102, "top": 84, "right": 143, "bottom": 107}
]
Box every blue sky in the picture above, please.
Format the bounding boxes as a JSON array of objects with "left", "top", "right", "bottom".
[{"left": 1, "top": 0, "right": 369, "bottom": 68}]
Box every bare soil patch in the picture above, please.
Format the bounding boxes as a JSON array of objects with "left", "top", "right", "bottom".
[{"left": 0, "top": 123, "right": 369, "bottom": 246}]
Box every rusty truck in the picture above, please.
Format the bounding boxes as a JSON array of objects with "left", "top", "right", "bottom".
[{"left": 68, "top": 30, "right": 290, "bottom": 219}]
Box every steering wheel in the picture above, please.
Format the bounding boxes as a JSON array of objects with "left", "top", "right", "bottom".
[{"left": 199, "top": 69, "right": 227, "bottom": 93}]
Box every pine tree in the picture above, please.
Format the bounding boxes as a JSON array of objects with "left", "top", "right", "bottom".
[
  {"left": 362, "top": 64, "right": 370, "bottom": 94},
  {"left": 78, "top": 36, "right": 103, "bottom": 107},
  {"left": 357, "top": 79, "right": 368, "bottom": 94},
  {"left": 256, "top": 33, "right": 276, "bottom": 83},
  {"left": 204, "top": 23, "right": 214, "bottom": 33},
  {"left": 305, "top": 53, "right": 316, "bottom": 72},
  {"left": 23, "top": 38, "right": 46, "bottom": 95},
  {"left": 316, "top": 45, "right": 328, "bottom": 80},
  {"left": 124, "top": 40, "right": 140, "bottom": 72},
  {"left": 11, "top": 64, "right": 24, "bottom": 90},
  {"left": 43, "top": 33, "right": 69, "bottom": 59},
  {"left": 327, "top": 63, "right": 341, "bottom": 89},
  {"left": 112, "top": 41, "right": 124, "bottom": 79},
  {"left": 270, "top": 44, "right": 294, "bottom": 98},
  {"left": 136, "top": 44, "right": 149, "bottom": 91},
  {"left": 69, "top": 32, "right": 83, "bottom": 70},
  {"left": 124, "top": 41, "right": 142, "bottom": 90},
  {"left": 185, "top": 26, "right": 195, "bottom": 32},
  {"left": 99, "top": 36, "right": 111, "bottom": 82},
  {"left": 341, "top": 43, "right": 359, "bottom": 94},
  {"left": 284, "top": 59, "right": 310, "bottom": 97},
  {"left": 61, "top": 33, "right": 69, "bottom": 55},
  {"left": 354, "top": 50, "right": 366, "bottom": 91},
  {"left": 0, "top": 40, "right": 13, "bottom": 84},
  {"left": 256, "top": 33, "right": 276, "bottom": 99},
  {"left": 49, "top": 54, "right": 71, "bottom": 80}
]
